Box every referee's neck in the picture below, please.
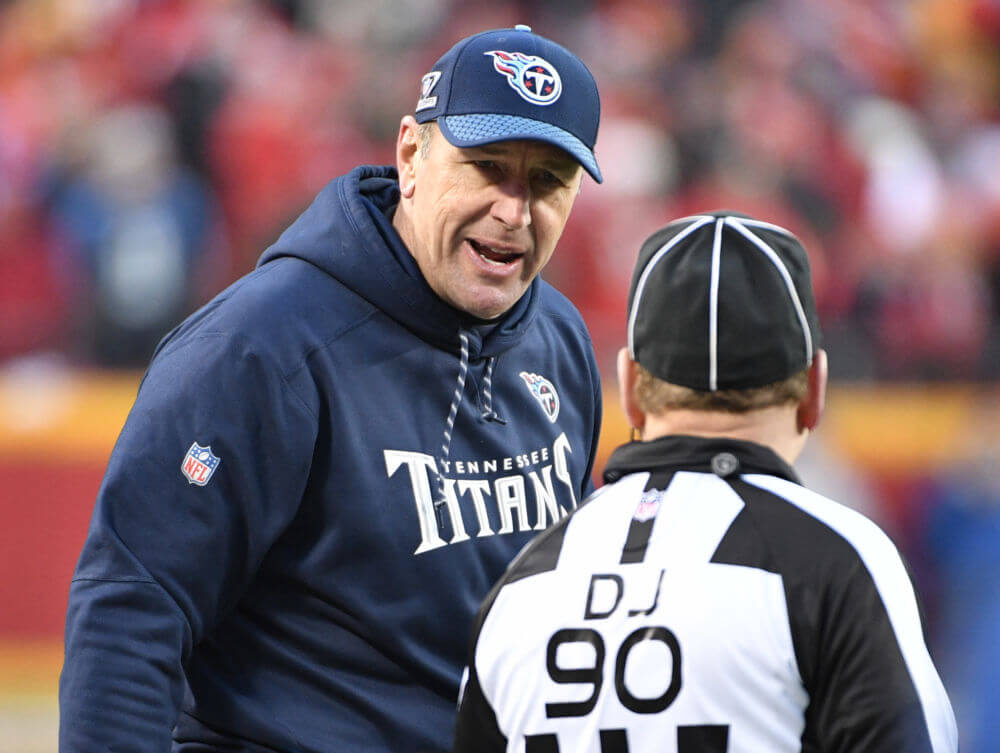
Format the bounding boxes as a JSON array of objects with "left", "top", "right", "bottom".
[{"left": 640, "top": 405, "right": 808, "bottom": 466}]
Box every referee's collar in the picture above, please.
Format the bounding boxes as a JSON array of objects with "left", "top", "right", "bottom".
[{"left": 602, "top": 434, "right": 802, "bottom": 486}]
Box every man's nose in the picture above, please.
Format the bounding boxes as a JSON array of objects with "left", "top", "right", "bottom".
[{"left": 491, "top": 179, "right": 531, "bottom": 229}]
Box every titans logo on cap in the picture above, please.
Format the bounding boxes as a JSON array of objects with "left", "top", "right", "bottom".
[{"left": 485, "top": 50, "right": 562, "bottom": 106}]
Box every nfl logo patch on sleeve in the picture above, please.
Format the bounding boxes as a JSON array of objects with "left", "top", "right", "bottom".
[{"left": 181, "top": 442, "right": 221, "bottom": 486}]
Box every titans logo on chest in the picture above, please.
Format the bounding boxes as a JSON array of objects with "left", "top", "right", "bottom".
[{"left": 385, "top": 433, "right": 579, "bottom": 554}]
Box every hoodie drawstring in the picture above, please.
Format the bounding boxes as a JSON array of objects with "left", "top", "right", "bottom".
[
  {"left": 435, "top": 332, "right": 470, "bottom": 527},
  {"left": 434, "top": 332, "right": 506, "bottom": 528},
  {"left": 480, "top": 357, "right": 505, "bottom": 424}
]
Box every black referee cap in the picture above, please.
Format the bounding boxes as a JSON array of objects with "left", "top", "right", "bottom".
[{"left": 626, "top": 211, "right": 822, "bottom": 391}]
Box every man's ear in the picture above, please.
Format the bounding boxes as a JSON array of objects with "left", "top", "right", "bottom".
[
  {"left": 617, "top": 347, "right": 645, "bottom": 436},
  {"left": 797, "top": 348, "right": 828, "bottom": 433},
  {"left": 396, "top": 115, "right": 420, "bottom": 199}
]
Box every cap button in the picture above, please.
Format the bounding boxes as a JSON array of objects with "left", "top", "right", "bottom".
[
  {"left": 514, "top": 24, "right": 532, "bottom": 32},
  {"left": 711, "top": 452, "right": 740, "bottom": 478}
]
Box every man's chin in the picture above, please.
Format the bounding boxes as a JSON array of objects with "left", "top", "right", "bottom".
[{"left": 455, "top": 286, "right": 521, "bottom": 321}]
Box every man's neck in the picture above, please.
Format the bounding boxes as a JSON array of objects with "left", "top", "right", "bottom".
[
  {"left": 391, "top": 199, "right": 413, "bottom": 252},
  {"left": 641, "top": 405, "right": 808, "bottom": 466}
]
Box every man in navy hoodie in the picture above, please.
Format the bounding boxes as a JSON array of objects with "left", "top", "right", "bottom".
[{"left": 60, "top": 26, "right": 604, "bottom": 753}]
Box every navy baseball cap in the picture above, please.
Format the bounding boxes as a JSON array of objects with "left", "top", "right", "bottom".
[
  {"left": 414, "top": 25, "right": 602, "bottom": 183},
  {"left": 627, "top": 211, "right": 822, "bottom": 391}
]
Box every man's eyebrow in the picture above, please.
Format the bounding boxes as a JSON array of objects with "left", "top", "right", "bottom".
[
  {"left": 543, "top": 158, "right": 582, "bottom": 174},
  {"left": 468, "top": 143, "right": 516, "bottom": 155},
  {"left": 468, "top": 143, "right": 577, "bottom": 166}
]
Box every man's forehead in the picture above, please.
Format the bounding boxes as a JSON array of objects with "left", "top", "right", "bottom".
[{"left": 462, "top": 140, "right": 581, "bottom": 170}]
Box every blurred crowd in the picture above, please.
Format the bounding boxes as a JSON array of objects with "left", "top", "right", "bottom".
[{"left": 1, "top": 0, "right": 999, "bottom": 378}]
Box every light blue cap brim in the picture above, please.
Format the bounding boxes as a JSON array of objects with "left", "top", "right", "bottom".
[{"left": 440, "top": 113, "right": 603, "bottom": 183}]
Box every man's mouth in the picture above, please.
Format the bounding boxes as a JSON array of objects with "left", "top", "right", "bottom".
[{"left": 468, "top": 239, "right": 523, "bottom": 267}]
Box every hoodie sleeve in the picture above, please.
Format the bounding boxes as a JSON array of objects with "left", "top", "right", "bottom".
[
  {"left": 59, "top": 332, "right": 318, "bottom": 752},
  {"left": 583, "top": 351, "right": 602, "bottom": 498}
]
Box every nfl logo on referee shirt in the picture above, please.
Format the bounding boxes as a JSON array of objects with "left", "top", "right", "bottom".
[
  {"left": 633, "top": 489, "right": 662, "bottom": 522},
  {"left": 485, "top": 50, "right": 562, "bottom": 105},
  {"left": 519, "top": 371, "right": 560, "bottom": 422},
  {"left": 181, "top": 442, "right": 220, "bottom": 486}
]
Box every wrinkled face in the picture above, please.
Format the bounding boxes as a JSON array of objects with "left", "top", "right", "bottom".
[{"left": 394, "top": 119, "right": 584, "bottom": 320}]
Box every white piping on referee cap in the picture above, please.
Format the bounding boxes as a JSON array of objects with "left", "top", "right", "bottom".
[
  {"left": 730, "top": 216, "right": 799, "bottom": 238},
  {"left": 724, "top": 217, "right": 814, "bottom": 367},
  {"left": 708, "top": 217, "right": 725, "bottom": 391},
  {"left": 628, "top": 215, "right": 716, "bottom": 360}
]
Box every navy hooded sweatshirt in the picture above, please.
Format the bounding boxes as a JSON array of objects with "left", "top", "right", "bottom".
[{"left": 59, "top": 166, "right": 602, "bottom": 753}]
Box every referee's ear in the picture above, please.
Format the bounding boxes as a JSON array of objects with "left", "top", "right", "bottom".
[
  {"left": 797, "top": 349, "right": 828, "bottom": 434},
  {"left": 617, "top": 347, "right": 645, "bottom": 438}
]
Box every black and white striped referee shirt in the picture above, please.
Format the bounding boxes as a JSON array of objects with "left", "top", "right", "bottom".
[{"left": 454, "top": 435, "right": 957, "bottom": 753}]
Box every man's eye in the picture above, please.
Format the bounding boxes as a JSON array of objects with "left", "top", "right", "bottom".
[
  {"left": 535, "top": 170, "right": 564, "bottom": 187},
  {"left": 474, "top": 160, "right": 499, "bottom": 170}
]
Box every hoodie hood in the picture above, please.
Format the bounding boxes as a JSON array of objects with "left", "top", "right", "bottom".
[{"left": 257, "top": 165, "right": 539, "bottom": 359}]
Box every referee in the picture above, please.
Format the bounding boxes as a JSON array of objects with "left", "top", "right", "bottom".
[{"left": 453, "top": 212, "right": 958, "bottom": 753}]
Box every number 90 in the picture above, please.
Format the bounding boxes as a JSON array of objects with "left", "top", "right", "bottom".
[{"left": 545, "top": 626, "right": 682, "bottom": 718}]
